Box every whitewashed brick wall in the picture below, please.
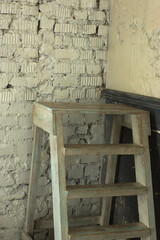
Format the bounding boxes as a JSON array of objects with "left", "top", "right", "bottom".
[{"left": 0, "top": 0, "right": 109, "bottom": 239}]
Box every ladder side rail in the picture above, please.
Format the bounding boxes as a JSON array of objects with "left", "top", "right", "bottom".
[
  {"left": 100, "top": 115, "right": 122, "bottom": 226},
  {"left": 132, "top": 113, "right": 157, "bottom": 240},
  {"left": 24, "top": 126, "right": 42, "bottom": 237},
  {"left": 50, "top": 112, "right": 69, "bottom": 240}
]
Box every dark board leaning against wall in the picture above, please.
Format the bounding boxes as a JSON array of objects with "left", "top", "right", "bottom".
[{"left": 103, "top": 89, "right": 160, "bottom": 239}]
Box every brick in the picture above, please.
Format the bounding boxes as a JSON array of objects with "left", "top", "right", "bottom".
[
  {"left": 69, "top": 113, "right": 84, "bottom": 124},
  {"left": 11, "top": 77, "right": 39, "bottom": 88},
  {"left": 81, "top": 0, "right": 97, "bottom": 8},
  {"left": 0, "top": 47, "right": 8, "bottom": 57},
  {"left": 19, "top": 116, "right": 33, "bottom": 128},
  {"left": 87, "top": 64, "right": 101, "bottom": 74},
  {"left": 12, "top": 20, "right": 38, "bottom": 32},
  {"left": 0, "top": 79, "right": 9, "bottom": 89},
  {"left": 21, "top": 62, "right": 38, "bottom": 73},
  {"left": 86, "top": 88, "right": 101, "bottom": 99},
  {"left": 96, "top": 50, "right": 107, "bottom": 60},
  {"left": 2, "top": 34, "right": 20, "bottom": 45},
  {"left": 8, "top": 103, "right": 33, "bottom": 115},
  {"left": 54, "top": 6, "right": 71, "bottom": 18},
  {"left": 53, "top": 88, "right": 69, "bottom": 100},
  {"left": 73, "top": 38, "right": 88, "bottom": 47},
  {"left": 42, "top": 30, "right": 54, "bottom": 44},
  {"left": 98, "top": 25, "right": 108, "bottom": 36},
  {"left": 54, "top": 63, "right": 70, "bottom": 74},
  {"left": 70, "top": 89, "right": 85, "bottom": 99},
  {"left": 80, "top": 50, "right": 93, "bottom": 60},
  {"left": 17, "top": 142, "right": 33, "bottom": 155},
  {"left": 81, "top": 77, "right": 102, "bottom": 86},
  {"left": 22, "top": 5, "right": 38, "bottom": 16},
  {"left": 71, "top": 64, "right": 85, "bottom": 74},
  {"left": 0, "top": 215, "right": 15, "bottom": 228},
  {"left": 40, "top": 43, "right": 54, "bottom": 55},
  {"left": 54, "top": 76, "right": 78, "bottom": 87},
  {"left": 57, "top": 0, "right": 79, "bottom": 8},
  {"left": 0, "top": 91, "right": 16, "bottom": 102},
  {"left": 41, "top": 4, "right": 71, "bottom": 18},
  {"left": 55, "top": 24, "right": 78, "bottom": 34},
  {"left": 23, "top": 0, "right": 39, "bottom": 4},
  {"left": 89, "top": 11, "right": 106, "bottom": 21},
  {"left": 82, "top": 25, "right": 96, "bottom": 35},
  {"left": 74, "top": 10, "right": 87, "bottom": 20},
  {"left": 7, "top": 129, "right": 33, "bottom": 141},
  {"left": 85, "top": 164, "right": 99, "bottom": 177},
  {"left": 63, "top": 36, "right": 72, "bottom": 46},
  {"left": 16, "top": 171, "right": 30, "bottom": 185},
  {"left": 0, "top": 62, "right": 19, "bottom": 73},
  {"left": 99, "top": 0, "right": 109, "bottom": 10},
  {"left": 40, "top": 17, "right": 55, "bottom": 30},
  {"left": 0, "top": 116, "right": 16, "bottom": 127},
  {"left": 0, "top": 3, "right": 18, "bottom": 14},
  {"left": 17, "top": 48, "right": 38, "bottom": 58},
  {"left": 90, "top": 37, "right": 103, "bottom": 47},
  {"left": 0, "top": 15, "right": 11, "bottom": 29},
  {"left": 21, "top": 90, "right": 37, "bottom": 101},
  {"left": 68, "top": 166, "right": 84, "bottom": 179},
  {"left": 0, "top": 172, "right": 14, "bottom": 187},
  {"left": 22, "top": 34, "right": 38, "bottom": 46},
  {"left": 54, "top": 36, "right": 63, "bottom": 46},
  {"left": 55, "top": 49, "right": 78, "bottom": 59},
  {"left": 0, "top": 143, "right": 15, "bottom": 156}
]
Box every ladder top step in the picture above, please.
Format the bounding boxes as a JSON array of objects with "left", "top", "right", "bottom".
[
  {"left": 65, "top": 144, "right": 144, "bottom": 156},
  {"left": 67, "top": 182, "right": 147, "bottom": 199},
  {"left": 35, "top": 102, "right": 147, "bottom": 114},
  {"left": 69, "top": 222, "right": 150, "bottom": 239}
]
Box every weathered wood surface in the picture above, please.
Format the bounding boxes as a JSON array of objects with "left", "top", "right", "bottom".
[
  {"left": 22, "top": 230, "right": 33, "bottom": 240},
  {"left": 50, "top": 112, "right": 68, "bottom": 240},
  {"left": 33, "top": 103, "right": 54, "bottom": 134},
  {"left": 36, "top": 102, "right": 147, "bottom": 114},
  {"left": 67, "top": 183, "right": 147, "bottom": 199},
  {"left": 65, "top": 144, "right": 144, "bottom": 156},
  {"left": 24, "top": 126, "right": 42, "bottom": 237},
  {"left": 35, "top": 216, "right": 100, "bottom": 229},
  {"left": 132, "top": 113, "right": 157, "bottom": 240},
  {"left": 100, "top": 115, "right": 122, "bottom": 226},
  {"left": 69, "top": 222, "right": 150, "bottom": 240}
]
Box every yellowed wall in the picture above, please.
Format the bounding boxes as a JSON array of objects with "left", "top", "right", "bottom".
[{"left": 107, "top": 0, "right": 160, "bottom": 98}]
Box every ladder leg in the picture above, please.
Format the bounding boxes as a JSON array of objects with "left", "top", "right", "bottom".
[
  {"left": 50, "top": 112, "right": 68, "bottom": 240},
  {"left": 100, "top": 115, "right": 122, "bottom": 226},
  {"left": 24, "top": 126, "right": 42, "bottom": 237},
  {"left": 132, "top": 113, "right": 157, "bottom": 240}
]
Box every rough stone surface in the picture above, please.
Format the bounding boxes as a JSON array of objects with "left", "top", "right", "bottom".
[{"left": 0, "top": 0, "right": 109, "bottom": 239}]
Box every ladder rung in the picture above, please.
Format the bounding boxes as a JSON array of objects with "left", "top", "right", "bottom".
[
  {"left": 67, "top": 183, "right": 147, "bottom": 199},
  {"left": 34, "top": 216, "right": 100, "bottom": 229},
  {"left": 69, "top": 222, "right": 150, "bottom": 239},
  {"left": 65, "top": 144, "right": 144, "bottom": 156}
]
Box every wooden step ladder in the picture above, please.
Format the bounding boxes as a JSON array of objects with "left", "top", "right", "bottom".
[{"left": 22, "top": 102, "right": 157, "bottom": 240}]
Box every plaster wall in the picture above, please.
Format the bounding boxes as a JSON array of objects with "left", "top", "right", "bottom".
[
  {"left": 0, "top": 0, "right": 109, "bottom": 239},
  {"left": 107, "top": 0, "right": 160, "bottom": 98}
]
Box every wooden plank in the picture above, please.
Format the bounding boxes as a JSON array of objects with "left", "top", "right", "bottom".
[
  {"left": 69, "top": 222, "right": 150, "bottom": 240},
  {"left": 35, "top": 216, "right": 100, "bottom": 229},
  {"left": 22, "top": 230, "right": 33, "bottom": 240},
  {"left": 37, "top": 102, "right": 147, "bottom": 114},
  {"left": 50, "top": 112, "right": 68, "bottom": 240},
  {"left": 132, "top": 113, "right": 157, "bottom": 240},
  {"left": 24, "top": 126, "right": 42, "bottom": 237},
  {"left": 65, "top": 144, "right": 144, "bottom": 156},
  {"left": 33, "top": 103, "right": 55, "bottom": 134},
  {"left": 100, "top": 115, "right": 122, "bottom": 226},
  {"left": 67, "top": 182, "right": 147, "bottom": 199}
]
